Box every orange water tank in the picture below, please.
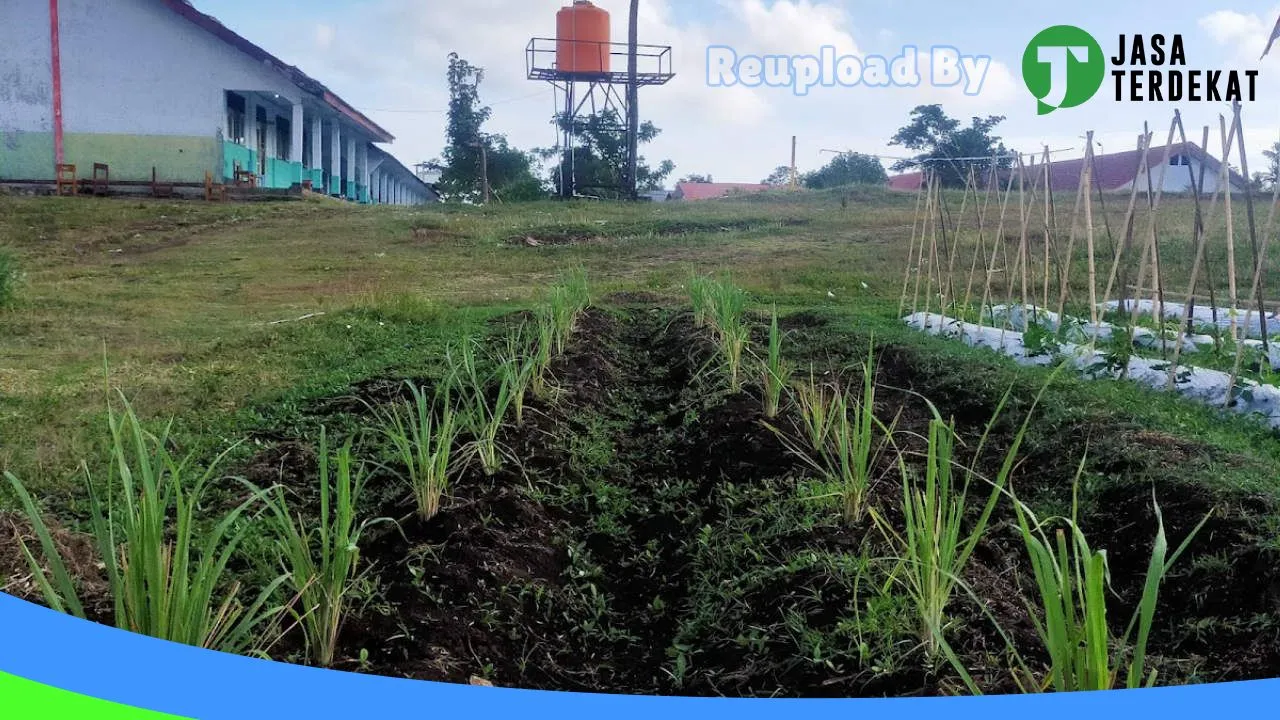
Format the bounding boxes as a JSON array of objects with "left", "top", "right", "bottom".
[{"left": 556, "top": 1, "right": 611, "bottom": 74}]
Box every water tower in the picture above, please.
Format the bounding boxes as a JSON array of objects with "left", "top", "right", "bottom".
[{"left": 527, "top": 1, "right": 674, "bottom": 198}]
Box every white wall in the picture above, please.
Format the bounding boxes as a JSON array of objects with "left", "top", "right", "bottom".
[
  {"left": 1124, "top": 156, "right": 1231, "bottom": 195},
  {"left": 57, "top": 0, "right": 302, "bottom": 137},
  {"left": 0, "top": 0, "right": 53, "bottom": 135}
]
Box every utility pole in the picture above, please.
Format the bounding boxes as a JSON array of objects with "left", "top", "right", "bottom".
[
  {"left": 626, "top": 0, "right": 640, "bottom": 200},
  {"left": 470, "top": 140, "right": 490, "bottom": 204},
  {"left": 790, "top": 135, "right": 798, "bottom": 189},
  {"left": 480, "top": 143, "right": 490, "bottom": 204}
]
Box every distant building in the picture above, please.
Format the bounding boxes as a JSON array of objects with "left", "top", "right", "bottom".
[
  {"left": 885, "top": 143, "right": 1246, "bottom": 195},
  {"left": 1, "top": 0, "right": 436, "bottom": 204},
  {"left": 672, "top": 181, "right": 770, "bottom": 201}
]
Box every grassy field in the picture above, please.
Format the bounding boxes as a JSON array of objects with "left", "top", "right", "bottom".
[{"left": 2, "top": 188, "right": 1279, "bottom": 696}]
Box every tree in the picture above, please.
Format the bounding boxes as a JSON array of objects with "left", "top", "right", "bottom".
[
  {"left": 761, "top": 166, "right": 794, "bottom": 186},
  {"left": 680, "top": 174, "right": 713, "bottom": 184},
  {"left": 438, "top": 53, "right": 543, "bottom": 201},
  {"left": 1261, "top": 141, "right": 1280, "bottom": 187},
  {"left": 803, "top": 153, "right": 887, "bottom": 189},
  {"left": 889, "top": 104, "right": 1010, "bottom": 188},
  {"left": 538, "top": 109, "right": 674, "bottom": 198}
]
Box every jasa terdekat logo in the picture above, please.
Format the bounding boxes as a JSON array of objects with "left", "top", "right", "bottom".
[{"left": 1023, "top": 26, "right": 1261, "bottom": 114}]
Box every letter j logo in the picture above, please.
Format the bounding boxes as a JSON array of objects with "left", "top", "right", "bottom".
[{"left": 1023, "top": 25, "right": 1105, "bottom": 115}]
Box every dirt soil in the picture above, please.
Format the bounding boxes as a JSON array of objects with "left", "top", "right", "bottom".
[{"left": 294, "top": 302, "right": 1280, "bottom": 695}]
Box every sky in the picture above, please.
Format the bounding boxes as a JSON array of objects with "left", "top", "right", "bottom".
[{"left": 194, "top": 0, "right": 1280, "bottom": 185}]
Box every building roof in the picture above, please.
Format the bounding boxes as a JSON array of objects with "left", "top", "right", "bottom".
[
  {"left": 1038, "top": 142, "right": 1246, "bottom": 192},
  {"left": 367, "top": 145, "right": 440, "bottom": 201},
  {"left": 161, "top": 0, "right": 395, "bottom": 143},
  {"left": 887, "top": 172, "right": 924, "bottom": 191},
  {"left": 674, "top": 182, "right": 770, "bottom": 200},
  {"left": 888, "top": 143, "right": 1245, "bottom": 193}
]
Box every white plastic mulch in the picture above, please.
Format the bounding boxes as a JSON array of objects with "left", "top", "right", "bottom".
[{"left": 903, "top": 311, "right": 1280, "bottom": 429}]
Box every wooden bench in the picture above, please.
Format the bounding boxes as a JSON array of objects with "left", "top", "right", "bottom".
[
  {"left": 151, "top": 167, "right": 175, "bottom": 199},
  {"left": 204, "top": 171, "right": 227, "bottom": 202},
  {"left": 55, "top": 164, "right": 77, "bottom": 196},
  {"left": 91, "top": 163, "right": 110, "bottom": 196}
]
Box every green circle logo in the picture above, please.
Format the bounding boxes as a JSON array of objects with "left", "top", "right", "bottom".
[{"left": 1023, "top": 25, "right": 1105, "bottom": 115}]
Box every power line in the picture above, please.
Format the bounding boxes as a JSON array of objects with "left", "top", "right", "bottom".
[{"left": 365, "top": 89, "right": 548, "bottom": 114}]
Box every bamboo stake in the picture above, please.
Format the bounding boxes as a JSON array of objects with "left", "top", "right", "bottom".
[
  {"left": 1055, "top": 142, "right": 1090, "bottom": 322},
  {"left": 1017, "top": 156, "right": 1035, "bottom": 329},
  {"left": 1042, "top": 148, "right": 1054, "bottom": 310},
  {"left": 1083, "top": 132, "right": 1099, "bottom": 331},
  {"left": 978, "top": 166, "right": 1018, "bottom": 332},
  {"left": 1124, "top": 119, "right": 1178, "bottom": 373},
  {"left": 1230, "top": 164, "right": 1280, "bottom": 402},
  {"left": 1221, "top": 114, "right": 1240, "bottom": 343},
  {"left": 924, "top": 175, "right": 943, "bottom": 330},
  {"left": 944, "top": 166, "right": 977, "bottom": 315},
  {"left": 899, "top": 177, "right": 928, "bottom": 318},
  {"left": 911, "top": 171, "right": 935, "bottom": 317},
  {"left": 962, "top": 160, "right": 998, "bottom": 316},
  {"left": 1167, "top": 112, "right": 1209, "bottom": 389},
  {"left": 1232, "top": 100, "right": 1269, "bottom": 352},
  {"left": 1100, "top": 132, "right": 1153, "bottom": 322}
]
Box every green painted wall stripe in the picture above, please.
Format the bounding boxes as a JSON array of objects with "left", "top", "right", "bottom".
[
  {"left": 1, "top": 132, "right": 218, "bottom": 183},
  {"left": 0, "top": 671, "right": 193, "bottom": 720}
]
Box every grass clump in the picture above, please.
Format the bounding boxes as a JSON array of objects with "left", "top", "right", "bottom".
[
  {"left": 265, "top": 428, "right": 384, "bottom": 667},
  {"left": 374, "top": 381, "right": 459, "bottom": 521},
  {"left": 5, "top": 394, "right": 282, "bottom": 653}
]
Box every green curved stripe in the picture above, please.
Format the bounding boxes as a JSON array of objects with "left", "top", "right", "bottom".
[{"left": 0, "top": 671, "right": 193, "bottom": 719}]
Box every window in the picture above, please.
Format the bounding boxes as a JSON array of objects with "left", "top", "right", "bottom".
[
  {"left": 1170, "top": 154, "right": 1191, "bottom": 166},
  {"left": 225, "top": 92, "right": 246, "bottom": 145}
]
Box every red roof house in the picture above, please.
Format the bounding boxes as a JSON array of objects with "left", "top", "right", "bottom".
[
  {"left": 672, "top": 182, "right": 770, "bottom": 201},
  {"left": 887, "top": 143, "right": 1244, "bottom": 195},
  {"left": 1036, "top": 142, "right": 1245, "bottom": 194},
  {"left": 887, "top": 172, "right": 924, "bottom": 191}
]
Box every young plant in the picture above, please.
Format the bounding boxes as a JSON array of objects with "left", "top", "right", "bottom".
[
  {"left": 5, "top": 395, "right": 282, "bottom": 653},
  {"left": 773, "top": 348, "right": 884, "bottom": 524},
  {"left": 792, "top": 368, "right": 836, "bottom": 450},
  {"left": 500, "top": 328, "right": 538, "bottom": 426},
  {"left": 759, "top": 308, "right": 792, "bottom": 418},
  {"left": 994, "top": 480, "right": 1208, "bottom": 692},
  {"left": 871, "top": 382, "right": 1026, "bottom": 660},
  {"left": 531, "top": 306, "right": 558, "bottom": 397},
  {"left": 266, "top": 428, "right": 382, "bottom": 667},
  {"left": 375, "top": 381, "right": 459, "bottom": 521},
  {"left": 827, "top": 352, "right": 880, "bottom": 524},
  {"left": 689, "top": 275, "right": 713, "bottom": 328},
  {"left": 448, "top": 337, "right": 515, "bottom": 476},
  {"left": 720, "top": 320, "right": 751, "bottom": 393}
]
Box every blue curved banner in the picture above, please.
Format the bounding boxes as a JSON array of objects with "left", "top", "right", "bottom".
[{"left": 0, "top": 592, "right": 1275, "bottom": 718}]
